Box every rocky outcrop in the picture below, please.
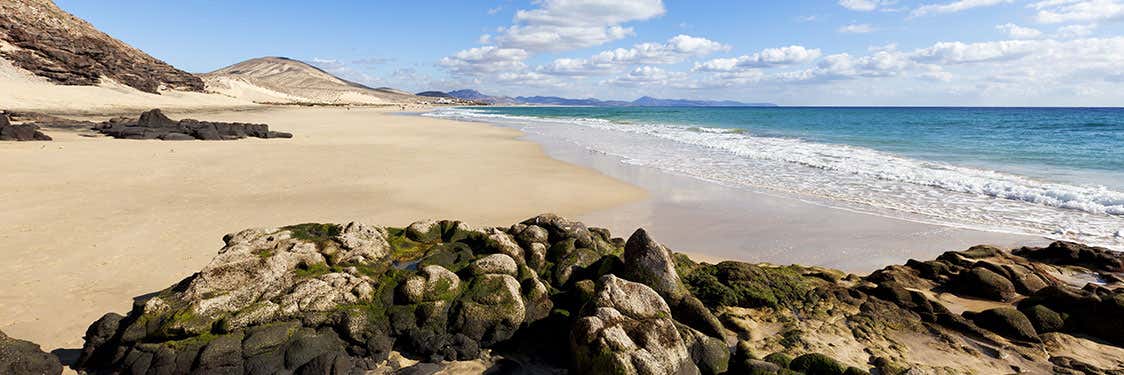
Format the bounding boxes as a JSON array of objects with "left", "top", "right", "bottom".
[
  {"left": 70, "top": 216, "right": 1124, "bottom": 375},
  {"left": 92, "top": 109, "right": 292, "bottom": 140},
  {"left": 0, "top": 330, "right": 62, "bottom": 375},
  {"left": 1013, "top": 241, "right": 1123, "bottom": 273},
  {"left": 0, "top": 0, "right": 202, "bottom": 93},
  {"left": 0, "top": 113, "right": 51, "bottom": 141},
  {"left": 964, "top": 308, "right": 1039, "bottom": 343},
  {"left": 571, "top": 275, "right": 697, "bottom": 375},
  {"left": 951, "top": 267, "right": 1017, "bottom": 302}
]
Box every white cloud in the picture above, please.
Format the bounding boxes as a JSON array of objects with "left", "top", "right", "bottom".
[
  {"left": 786, "top": 51, "right": 917, "bottom": 81},
  {"left": 996, "top": 23, "right": 1044, "bottom": 39},
  {"left": 705, "top": 37, "right": 1124, "bottom": 89},
  {"left": 539, "top": 35, "right": 729, "bottom": 76},
  {"left": 911, "top": 0, "right": 1012, "bottom": 17},
  {"left": 494, "top": 0, "right": 666, "bottom": 52},
  {"left": 839, "top": 0, "right": 890, "bottom": 11},
  {"left": 601, "top": 66, "right": 688, "bottom": 87},
  {"left": 838, "top": 23, "right": 876, "bottom": 33},
  {"left": 494, "top": 71, "right": 567, "bottom": 87},
  {"left": 911, "top": 40, "right": 1038, "bottom": 64},
  {"left": 1031, "top": 0, "right": 1124, "bottom": 23},
  {"left": 439, "top": 46, "right": 529, "bottom": 75},
  {"left": 1056, "top": 23, "right": 1098, "bottom": 37},
  {"left": 693, "top": 45, "right": 823, "bottom": 72},
  {"left": 539, "top": 57, "right": 616, "bottom": 76}
]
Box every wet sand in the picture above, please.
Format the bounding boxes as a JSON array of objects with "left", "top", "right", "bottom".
[{"left": 515, "top": 131, "right": 1051, "bottom": 274}]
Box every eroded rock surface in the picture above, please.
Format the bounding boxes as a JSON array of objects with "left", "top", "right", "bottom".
[
  {"left": 70, "top": 215, "right": 1124, "bottom": 375},
  {"left": 0, "top": 113, "right": 51, "bottom": 141},
  {"left": 92, "top": 109, "right": 292, "bottom": 140},
  {"left": 0, "top": 330, "right": 62, "bottom": 375},
  {"left": 0, "top": 0, "right": 203, "bottom": 93}
]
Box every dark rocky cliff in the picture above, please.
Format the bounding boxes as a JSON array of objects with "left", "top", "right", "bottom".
[{"left": 0, "top": 0, "right": 202, "bottom": 94}]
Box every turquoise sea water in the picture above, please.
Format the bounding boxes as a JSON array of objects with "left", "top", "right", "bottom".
[{"left": 426, "top": 106, "right": 1124, "bottom": 249}]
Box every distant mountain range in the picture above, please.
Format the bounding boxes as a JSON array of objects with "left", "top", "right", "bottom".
[{"left": 417, "top": 89, "right": 776, "bottom": 107}]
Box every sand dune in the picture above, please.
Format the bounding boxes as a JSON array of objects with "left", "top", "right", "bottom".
[
  {"left": 202, "top": 57, "right": 426, "bottom": 105},
  {"left": 0, "top": 56, "right": 256, "bottom": 115}
]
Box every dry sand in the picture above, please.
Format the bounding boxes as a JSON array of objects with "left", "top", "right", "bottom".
[
  {"left": 0, "top": 55, "right": 257, "bottom": 115},
  {"left": 0, "top": 107, "right": 644, "bottom": 351}
]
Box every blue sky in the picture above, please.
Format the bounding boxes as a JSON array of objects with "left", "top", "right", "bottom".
[{"left": 55, "top": 0, "right": 1124, "bottom": 105}]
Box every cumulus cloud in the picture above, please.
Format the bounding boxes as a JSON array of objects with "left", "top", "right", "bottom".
[
  {"left": 839, "top": 0, "right": 894, "bottom": 11},
  {"left": 494, "top": 71, "right": 568, "bottom": 87},
  {"left": 839, "top": 23, "right": 876, "bottom": 33},
  {"left": 996, "top": 23, "right": 1044, "bottom": 39},
  {"left": 911, "top": 40, "right": 1038, "bottom": 64},
  {"left": 601, "top": 66, "right": 688, "bottom": 87},
  {"left": 693, "top": 45, "right": 823, "bottom": 72},
  {"left": 765, "top": 36, "right": 1124, "bottom": 87},
  {"left": 538, "top": 35, "right": 729, "bottom": 76},
  {"left": 494, "top": 0, "right": 666, "bottom": 52},
  {"left": 439, "top": 46, "right": 529, "bottom": 75},
  {"left": 1056, "top": 23, "right": 1098, "bottom": 37},
  {"left": 774, "top": 50, "right": 919, "bottom": 82},
  {"left": 911, "top": 0, "right": 1012, "bottom": 17},
  {"left": 1031, "top": 0, "right": 1124, "bottom": 23}
]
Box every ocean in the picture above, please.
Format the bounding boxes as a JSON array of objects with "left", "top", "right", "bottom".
[{"left": 425, "top": 106, "right": 1124, "bottom": 250}]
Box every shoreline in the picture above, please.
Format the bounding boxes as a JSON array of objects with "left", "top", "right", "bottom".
[
  {"left": 439, "top": 112, "right": 1051, "bottom": 274},
  {"left": 0, "top": 106, "right": 644, "bottom": 351}
]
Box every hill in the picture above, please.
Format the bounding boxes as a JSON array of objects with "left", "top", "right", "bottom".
[
  {"left": 439, "top": 89, "right": 776, "bottom": 107},
  {"left": 0, "top": 0, "right": 202, "bottom": 94},
  {"left": 202, "top": 57, "right": 424, "bottom": 105}
]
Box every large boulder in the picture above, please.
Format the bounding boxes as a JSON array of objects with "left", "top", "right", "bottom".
[
  {"left": 964, "top": 308, "right": 1039, "bottom": 342},
  {"left": 571, "top": 275, "right": 699, "bottom": 375},
  {"left": 622, "top": 228, "right": 684, "bottom": 299},
  {"left": 0, "top": 113, "right": 51, "bottom": 141},
  {"left": 677, "top": 324, "right": 729, "bottom": 375},
  {"left": 621, "top": 229, "right": 725, "bottom": 338},
  {"left": 451, "top": 274, "right": 526, "bottom": 347},
  {"left": 1014, "top": 241, "right": 1123, "bottom": 272},
  {"left": 0, "top": 330, "right": 62, "bottom": 375},
  {"left": 951, "top": 267, "right": 1017, "bottom": 302},
  {"left": 789, "top": 353, "right": 846, "bottom": 375},
  {"left": 1020, "top": 304, "right": 1065, "bottom": 333}
]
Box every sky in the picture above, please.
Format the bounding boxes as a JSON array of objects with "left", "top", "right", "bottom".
[{"left": 55, "top": 0, "right": 1124, "bottom": 106}]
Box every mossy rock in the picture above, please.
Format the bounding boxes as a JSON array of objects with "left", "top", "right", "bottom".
[
  {"left": 417, "top": 242, "right": 474, "bottom": 272},
  {"left": 790, "top": 353, "right": 846, "bottom": 375},
  {"left": 294, "top": 261, "right": 331, "bottom": 278},
  {"left": 385, "top": 227, "right": 433, "bottom": 262},
  {"left": 953, "top": 267, "right": 1016, "bottom": 302},
  {"left": 764, "top": 352, "right": 793, "bottom": 368},
  {"left": 1021, "top": 304, "right": 1065, "bottom": 333},
  {"left": 546, "top": 238, "right": 577, "bottom": 262},
  {"left": 683, "top": 262, "right": 814, "bottom": 309},
  {"left": 282, "top": 223, "right": 342, "bottom": 250},
  {"left": 965, "top": 307, "right": 1039, "bottom": 342}
]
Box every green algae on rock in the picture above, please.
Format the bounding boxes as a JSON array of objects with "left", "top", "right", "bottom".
[{"left": 68, "top": 215, "right": 1124, "bottom": 375}]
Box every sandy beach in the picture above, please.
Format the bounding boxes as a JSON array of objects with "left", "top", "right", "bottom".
[
  {"left": 0, "top": 106, "right": 644, "bottom": 351},
  {"left": 0, "top": 105, "right": 1052, "bottom": 353}
]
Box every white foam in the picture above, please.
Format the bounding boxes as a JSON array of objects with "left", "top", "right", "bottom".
[{"left": 426, "top": 107, "right": 1124, "bottom": 249}]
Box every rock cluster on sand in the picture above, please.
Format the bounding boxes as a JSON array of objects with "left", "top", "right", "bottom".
[
  {"left": 93, "top": 109, "right": 292, "bottom": 140},
  {"left": 0, "top": 112, "right": 51, "bottom": 141},
  {"left": 39, "top": 215, "right": 1124, "bottom": 374},
  {"left": 0, "top": 0, "right": 203, "bottom": 93},
  {"left": 0, "top": 330, "right": 62, "bottom": 375}
]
